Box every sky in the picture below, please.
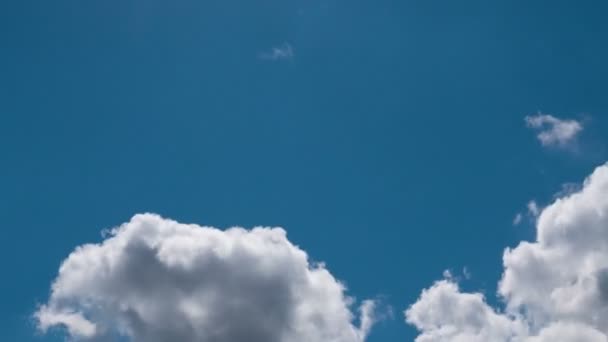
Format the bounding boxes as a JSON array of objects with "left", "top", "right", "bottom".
[{"left": 1, "top": 1, "right": 608, "bottom": 341}]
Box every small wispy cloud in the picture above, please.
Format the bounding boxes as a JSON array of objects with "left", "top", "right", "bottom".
[
  {"left": 527, "top": 200, "right": 540, "bottom": 217},
  {"left": 513, "top": 200, "right": 540, "bottom": 226},
  {"left": 552, "top": 182, "right": 581, "bottom": 199},
  {"left": 512, "top": 213, "right": 523, "bottom": 226},
  {"left": 442, "top": 267, "right": 472, "bottom": 281},
  {"left": 525, "top": 113, "right": 583, "bottom": 147},
  {"left": 259, "top": 43, "right": 294, "bottom": 61}
]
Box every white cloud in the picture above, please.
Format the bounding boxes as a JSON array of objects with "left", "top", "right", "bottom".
[
  {"left": 35, "top": 214, "right": 375, "bottom": 342},
  {"left": 512, "top": 213, "right": 523, "bottom": 226},
  {"left": 512, "top": 201, "right": 539, "bottom": 227},
  {"left": 406, "top": 280, "right": 528, "bottom": 342},
  {"left": 259, "top": 43, "right": 294, "bottom": 61},
  {"left": 407, "top": 162, "right": 608, "bottom": 341},
  {"left": 553, "top": 182, "right": 582, "bottom": 199},
  {"left": 525, "top": 114, "right": 582, "bottom": 147},
  {"left": 36, "top": 308, "right": 97, "bottom": 338},
  {"left": 527, "top": 200, "right": 540, "bottom": 217},
  {"left": 527, "top": 322, "right": 607, "bottom": 342},
  {"left": 441, "top": 268, "right": 472, "bottom": 282}
]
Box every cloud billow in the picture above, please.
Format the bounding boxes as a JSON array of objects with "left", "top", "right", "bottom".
[
  {"left": 407, "top": 162, "right": 608, "bottom": 342},
  {"left": 36, "top": 214, "right": 375, "bottom": 342}
]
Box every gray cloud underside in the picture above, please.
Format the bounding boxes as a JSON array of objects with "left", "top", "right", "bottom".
[{"left": 36, "top": 214, "right": 375, "bottom": 342}]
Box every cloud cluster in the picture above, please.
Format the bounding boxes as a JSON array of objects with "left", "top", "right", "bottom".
[
  {"left": 407, "top": 162, "right": 608, "bottom": 341},
  {"left": 525, "top": 114, "right": 583, "bottom": 147},
  {"left": 36, "top": 214, "right": 375, "bottom": 342}
]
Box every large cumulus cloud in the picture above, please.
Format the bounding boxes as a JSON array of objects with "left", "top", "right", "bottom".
[
  {"left": 36, "top": 214, "right": 375, "bottom": 342},
  {"left": 407, "top": 162, "right": 608, "bottom": 341}
]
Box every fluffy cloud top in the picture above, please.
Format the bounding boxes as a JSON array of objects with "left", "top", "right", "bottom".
[
  {"left": 525, "top": 114, "right": 583, "bottom": 147},
  {"left": 407, "top": 162, "right": 608, "bottom": 341},
  {"left": 36, "top": 214, "right": 375, "bottom": 342}
]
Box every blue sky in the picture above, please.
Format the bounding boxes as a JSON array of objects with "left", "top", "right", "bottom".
[{"left": 1, "top": 1, "right": 608, "bottom": 341}]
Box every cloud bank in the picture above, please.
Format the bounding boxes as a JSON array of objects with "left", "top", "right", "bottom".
[
  {"left": 525, "top": 114, "right": 582, "bottom": 147},
  {"left": 407, "top": 162, "right": 608, "bottom": 341},
  {"left": 36, "top": 214, "right": 375, "bottom": 342}
]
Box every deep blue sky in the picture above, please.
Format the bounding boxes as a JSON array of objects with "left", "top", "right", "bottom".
[{"left": 1, "top": 1, "right": 608, "bottom": 341}]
